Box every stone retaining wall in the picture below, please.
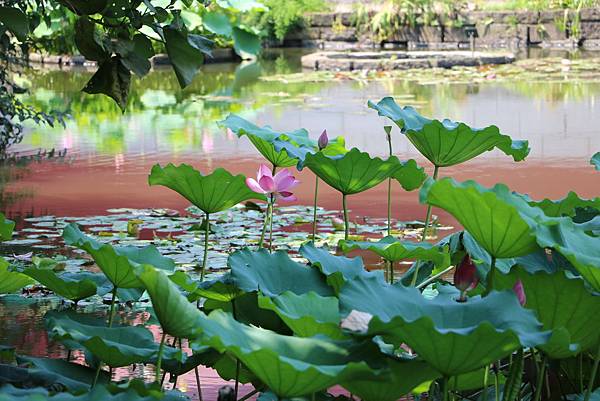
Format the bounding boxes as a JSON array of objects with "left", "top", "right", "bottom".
[{"left": 284, "top": 8, "right": 600, "bottom": 50}]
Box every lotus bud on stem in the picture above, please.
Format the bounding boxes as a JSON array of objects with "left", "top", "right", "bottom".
[{"left": 454, "top": 254, "right": 478, "bottom": 302}]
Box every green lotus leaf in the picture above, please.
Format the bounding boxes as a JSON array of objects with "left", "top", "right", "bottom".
[
  {"left": 63, "top": 223, "right": 174, "bottom": 289},
  {"left": 229, "top": 248, "right": 333, "bottom": 297},
  {"left": 339, "top": 275, "right": 550, "bottom": 376},
  {"left": 137, "top": 265, "right": 204, "bottom": 339},
  {"left": 148, "top": 164, "right": 265, "bottom": 214},
  {"left": 0, "top": 258, "right": 34, "bottom": 294},
  {"left": 0, "top": 213, "right": 15, "bottom": 241},
  {"left": 299, "top": 242, "right": 384, "bottom": 294},
  {"left": 23, "top": 268, "right": 98, "bottom": 302},
  {"left": 591, "top": 152, "right": 600, "bottom": 171},
  {"left": 45, "top": 310, "right": 174, "bottom": 367},
  {"left": 219, "top": 114, "right": 310, "bottom": 167},
  {"left": 304, "top": 148, "right": 402, "bottom": 195},
  {"left": 393, "top": 159, "right": 427, "bottom": 191},
  {"left": 170, "top": 271, "right": 241, "bottom": 302},
  {"left": 420, "top": 178, "right": 550, "bottom": 258},
  {"left": 492, "top": 266, "right": 600, "bottom": 358},
  {"left": 528, "top": 191, "right": 600, "bottom": 218},
  {"left": 194, "top": 308, "right": 383, "bottom": 397},
  {"left": 339, "top": 236, "right": 450, "bottom": 268},
  {"left": 14, "top": 355, "right": 109, "bottom": 391},
  {"left": 341, "top": 358, "right": 440, "bottom": 401},
  {"left": 258, "top": 291, "right": 345, "bottom": 339},
  {"left": 571, "top": 388, "right": 600, "bottom": 401},
  {"left": 368, "top": 97, "right": 530, "bottom": 166},
  {"left": 534, "top": 219, "right": 600, "bottom": 291}
]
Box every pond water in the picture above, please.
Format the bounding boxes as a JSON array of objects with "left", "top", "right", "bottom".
[{"left": 2, "top": 48, "right": 600, "bottom": 400}]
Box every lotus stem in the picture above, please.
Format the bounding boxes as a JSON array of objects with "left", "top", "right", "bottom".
[
  {"left": 386, "top": 130, "right": 393, "bottom": 236},
  {"left": 107, "top": 286, "right": 117, "bottom": 327},
  {"left": 494, "top": 362, "right": 500, "bottom": 401},
  {"left": 258, "top": 203, "right": 269, "bottom": 249},
  {"left": 342, "top": 194, "right": 349, "bottom": 241},
  {"left": 533, "top": 352, "right": 547, "bottom": 401},
  {"left": 232, "top": 298, "right": 241, "bottom": 399},
  {"left": 155, "top": 332, "right": 167, "bottom": 385},
  {"left": 484, "top": 256, "right": 497, "bottom": 296},
  {"left": 195, "top": 363, "right": 203, "bottom": 401},
  {"left": 268, "top": 194, "right": 274, "bottom": 253},
  {"left": 312, "top": 176, "right": 319, "bottom": 241},
  {"left": 389, "top": 260, "right": 394, "bottom": 284},
  {"left": 416, "top": 265, "right": 455, "bottom": 289},
  {"left": 482, "top": 365, "right": 490, "bottom": 401},
  {"left": 201, "top": 213, "right": 210, "bottom": 282},
  {"left": 584, "top": 341, "right": 600, "bottom": 401},
  {"left": 441, "top": 376, "right": 449, "bottom": 401},
  {"left": 238, "top": 389, "right": 259, "bottom": 401}
]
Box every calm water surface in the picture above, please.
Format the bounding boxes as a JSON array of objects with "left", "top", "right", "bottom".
[{"left": 1, "top": 48, "right": 600, "bottom": 399}]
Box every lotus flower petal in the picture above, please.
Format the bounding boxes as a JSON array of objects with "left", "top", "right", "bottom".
[
  {"left": 246, "top": 178, "right": 264, "bottom": 194},
  {"left": 259, "top": 175, "right": 276, "bottom": 193},
  {"left": 258, "top": 164, "right": 272, "bottom": 181},
  {"left": 277, "top": 192, "right": 297, "bottom": 202}
]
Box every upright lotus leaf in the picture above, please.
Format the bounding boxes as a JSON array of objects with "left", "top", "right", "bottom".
[
  {"left": 304, "top": 148, "right": 402, "bottom": 195},
  {"left": 148, "top": 164, "right": 265, "bottom": 214},
  {"left": 45, "top": 310, "right": 173, "bottom": 367},
  {"left": 170, "top": 271, "right": 242, "bottom": 302},
  {"left": 527, "top": 191, "right": 600, "bottom": 218},
  {"left": 137, "top": 265, "right": 205, "bottom": 339},
  {"left": 368, "top": 97, "right": 530, "bottom": 166},
  {"left": 23, "top": 268, "right": 98, "bottom": 302},
  {"left": 0, "top": 213, "right": 15, "bottom": 241},
  {"left": 591, "top": 152, "right": 600, "bottom": 171},
  {"left": 274, "top": 135, "right": 348, "bottom": 170},
  {"left": 492, "top": 266, "right": 600, "bottom": 358},
  {"left": 339, "top": 275, "right": 550, "bottom": 376},
  {"left": 339, "top": 236, "right": 450, "bottom": 268},
  {"left": 393, "top": 159, "right": 427, "bottom": 191},
  {"left": 299, "top": 242, "right": 384, "bottom": 294},
  {"left": 228, "top": 248, "right": 333, "bottom": 297},
  {"left": 258, "top": 291, "right": 345, "bottom": 339},
  {"left": 193, "top": 309, "right": 384, "bottom": 397},
  {"left": 535, "top": 219, "right": 600, "bottom": 291},
  {"left": 420, "top": 178, "right": 550, "bottom": 258},
  {"left": 0, "top": 258, "right": 34, "bottom": 294},
  {"left": 63, "top": 223, "right": 174, "bottom": 289},
  {"left": 219, "top": 114, "right": 311, "bottom": 167}
]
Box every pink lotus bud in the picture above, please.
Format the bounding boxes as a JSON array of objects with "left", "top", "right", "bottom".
[
  {"left": 513, "top": 279, "right": 526, "bottom": 306},
  {"left": 318, "top": 129, "right": 329, "bottom": 150},
  {"left": 454, "top": 254, "right": 478, "bottom": 302}
]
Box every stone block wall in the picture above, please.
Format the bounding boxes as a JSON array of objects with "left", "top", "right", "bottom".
[{"left": 286, "top": 8, "right": 600, "bottom": 50}]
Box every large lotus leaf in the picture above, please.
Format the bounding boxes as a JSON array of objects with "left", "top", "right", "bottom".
[
  {"left": 219, "top": 114, "right": 310, "bottom": 167},
  {"left": 339, "top": 275, "right": 549, "bottom": 376},
  {"left": 534, "top": 219, "right": 600, "bottom": 291},
  {"left": 169, "top": 271, "right": 241, "bottom": 302},
  {"left": 63, "top": 224, "right": 174, "bottom": 289},
  {"left": 392, "top": 159, "right": 427, "bottom": 191},
  {"left": 23, "top": 267, "right": 98, "bottom": 302},
  {"left": 420, "top": 178, "right": 553, "bottom": 258},
  {"left": 368, "top": 97, "right": 530, "bottom": 166},
  {"left": 492, "top": 266, "right": 600, "bottom": 358},
  {"left": 228, "top": 248, "right": 333, "bottom": 297},
  {"left": 148, "top": 164, "right": 264, "bottom": 214},
  {"left": 340, "top": 236, "right": 450, "bottom": 268},
  {"left": 304, "top": 148, "right": 401, "bottom": 195},
  {"left": 137, "top": 265, "right": 205, "bottom": 339},
  {"left": 0, "top": 213, "right": 15, "bottom": 241},
  {"left": 45, "top": 311, "right": 168, "bottom": 367},
  {"left": 274, "top": 136, "right": 348, "bottom": 170},
  {"left": 194, "top": 309, "right": 384, "bottom": 397},
  {"left": 591, "top": 152, "right": 600, "bottom": 171},
  {"left": 528, "top": 191, "right": 600, "bottom": 218},
  {"left": 341, "top": 358, "right": 440, "bottom": 401},
  {"left": 299, "top": 243, "right": 384, "bottom": 294},
  {"left": 258, "top": 291, "right": 345, "bottom": 339},
  {"left": 0, "top": 258, "right": 34, "bottom": 294}
]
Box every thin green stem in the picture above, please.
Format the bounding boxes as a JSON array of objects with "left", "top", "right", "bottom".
[
  {"left": 195, "top": 364, "right": 203, "bottom": 401},
  {"left": 232, "top": 298, "right": 241, "bottom": 399},
  {"left": 389, "top": 261, "right": 394, "bottom": 284},
  {"left": 485, "top": 256, "right": 497, "bottom": 296},
  {"left": 312, "top": 176, "right": 319, "bottom": 241},
  {"left": 584, "top": 341, "right": 600, "bottom": 401},
  {"left": 387, "top": 133, "right": 393, "bottom": 236},
  {"left": 416, "top": 264, "right": 455, "bottom": 289},
  {"left": 483, "top": 365, "right": 490, "bottom": 401},
  {"left": 258, "top": 202, "right": 269, "bottom": 249},
  {"left": 534, "top": 352, "right": 547, "bottom": 401},
  {"left": 268, "top": 194, "right": 274, "bottom": 253},
  {"left": 107, "top": 286, "right": 117, "bottom": 327},
  {"left": 342, "top": 194, "right": 349, "bottom": 241},
  {"left": 442, "top": 376, "right": 449, "bottom": 401},
  {"left": 580, "top": 353, "right": 585, "bottom": 394},
  {"left": 201, "top": 213, "right": 209, "bottom": 281},
  {"left": 155, "top": 332, "right": 167, "bottom": 385},
  {"left": 494, "top": 362, "right": 500, "bottom": 401}
]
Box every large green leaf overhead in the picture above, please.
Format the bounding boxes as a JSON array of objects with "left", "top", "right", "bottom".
[
  {"left": 148, "top": 164, "right": 264, "bottom": 214},
  {"left": 0, "top": 213, "right": 15, "bottom": 241},
  {"left": 339, "top": 236, "right": 450, "bottom": 267},
  {"left": 339, "top": 275, "right": 549, "bottom": 376},
  {"left": 419, "top": 178, "right": 547, "bottom": 258},
  {"left": 0, "top": 258, "right": 34, "bottom": 294},
  {"left": 493, "top": 267, "right": 600, "bottom": 358},
  {"left": 304, "top": 148, "right": 402, "bottom": 195},
  {"left": 63, "top": 224, "right": 174, "bottom": 289},
  {"left": 193, "top": 309, "right": 381, "bottom": 397},
  {"left": 368, "top": 97, "right": 530, "bottom": 166}
]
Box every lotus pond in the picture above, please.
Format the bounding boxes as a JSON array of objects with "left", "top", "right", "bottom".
[{"left": 1, "top": 50, "right": 600, "bottom": 401}]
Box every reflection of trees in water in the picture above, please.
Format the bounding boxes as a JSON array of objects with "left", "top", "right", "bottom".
[{"left": 503, "top": 81, "right": 600, "bottom": 103}]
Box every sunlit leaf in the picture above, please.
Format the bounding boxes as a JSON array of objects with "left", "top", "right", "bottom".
[
  {"left": 393, "top": 159, "right": 427, "bottom": 191},
  {"left": 23, "top": 267, "right": 98, "bottom": 302},
  {"left": 369, "top": 97, "right": 530, "bottom": 166},
  {"left": 0, "top": 212, "right": 15, "bottom": 241},
  {"left": 232, "top": 26, "right": 261, "bottom": 59},
  {"left": 0, "top": 258, "right": 34, "bottom": 294},
  {"left": 527, "top": 191, "right": 600, "bottom": 218}
]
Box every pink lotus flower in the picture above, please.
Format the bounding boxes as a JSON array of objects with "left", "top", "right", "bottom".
[
  {"left": 513, "top": 279, "right": 526, "bottom": 306},
  {"left": 246, "top": 165, "right": 299, "bottom": 202},
  {"left": 454, "top": 254, "right": 478, "bottom": 302}
]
